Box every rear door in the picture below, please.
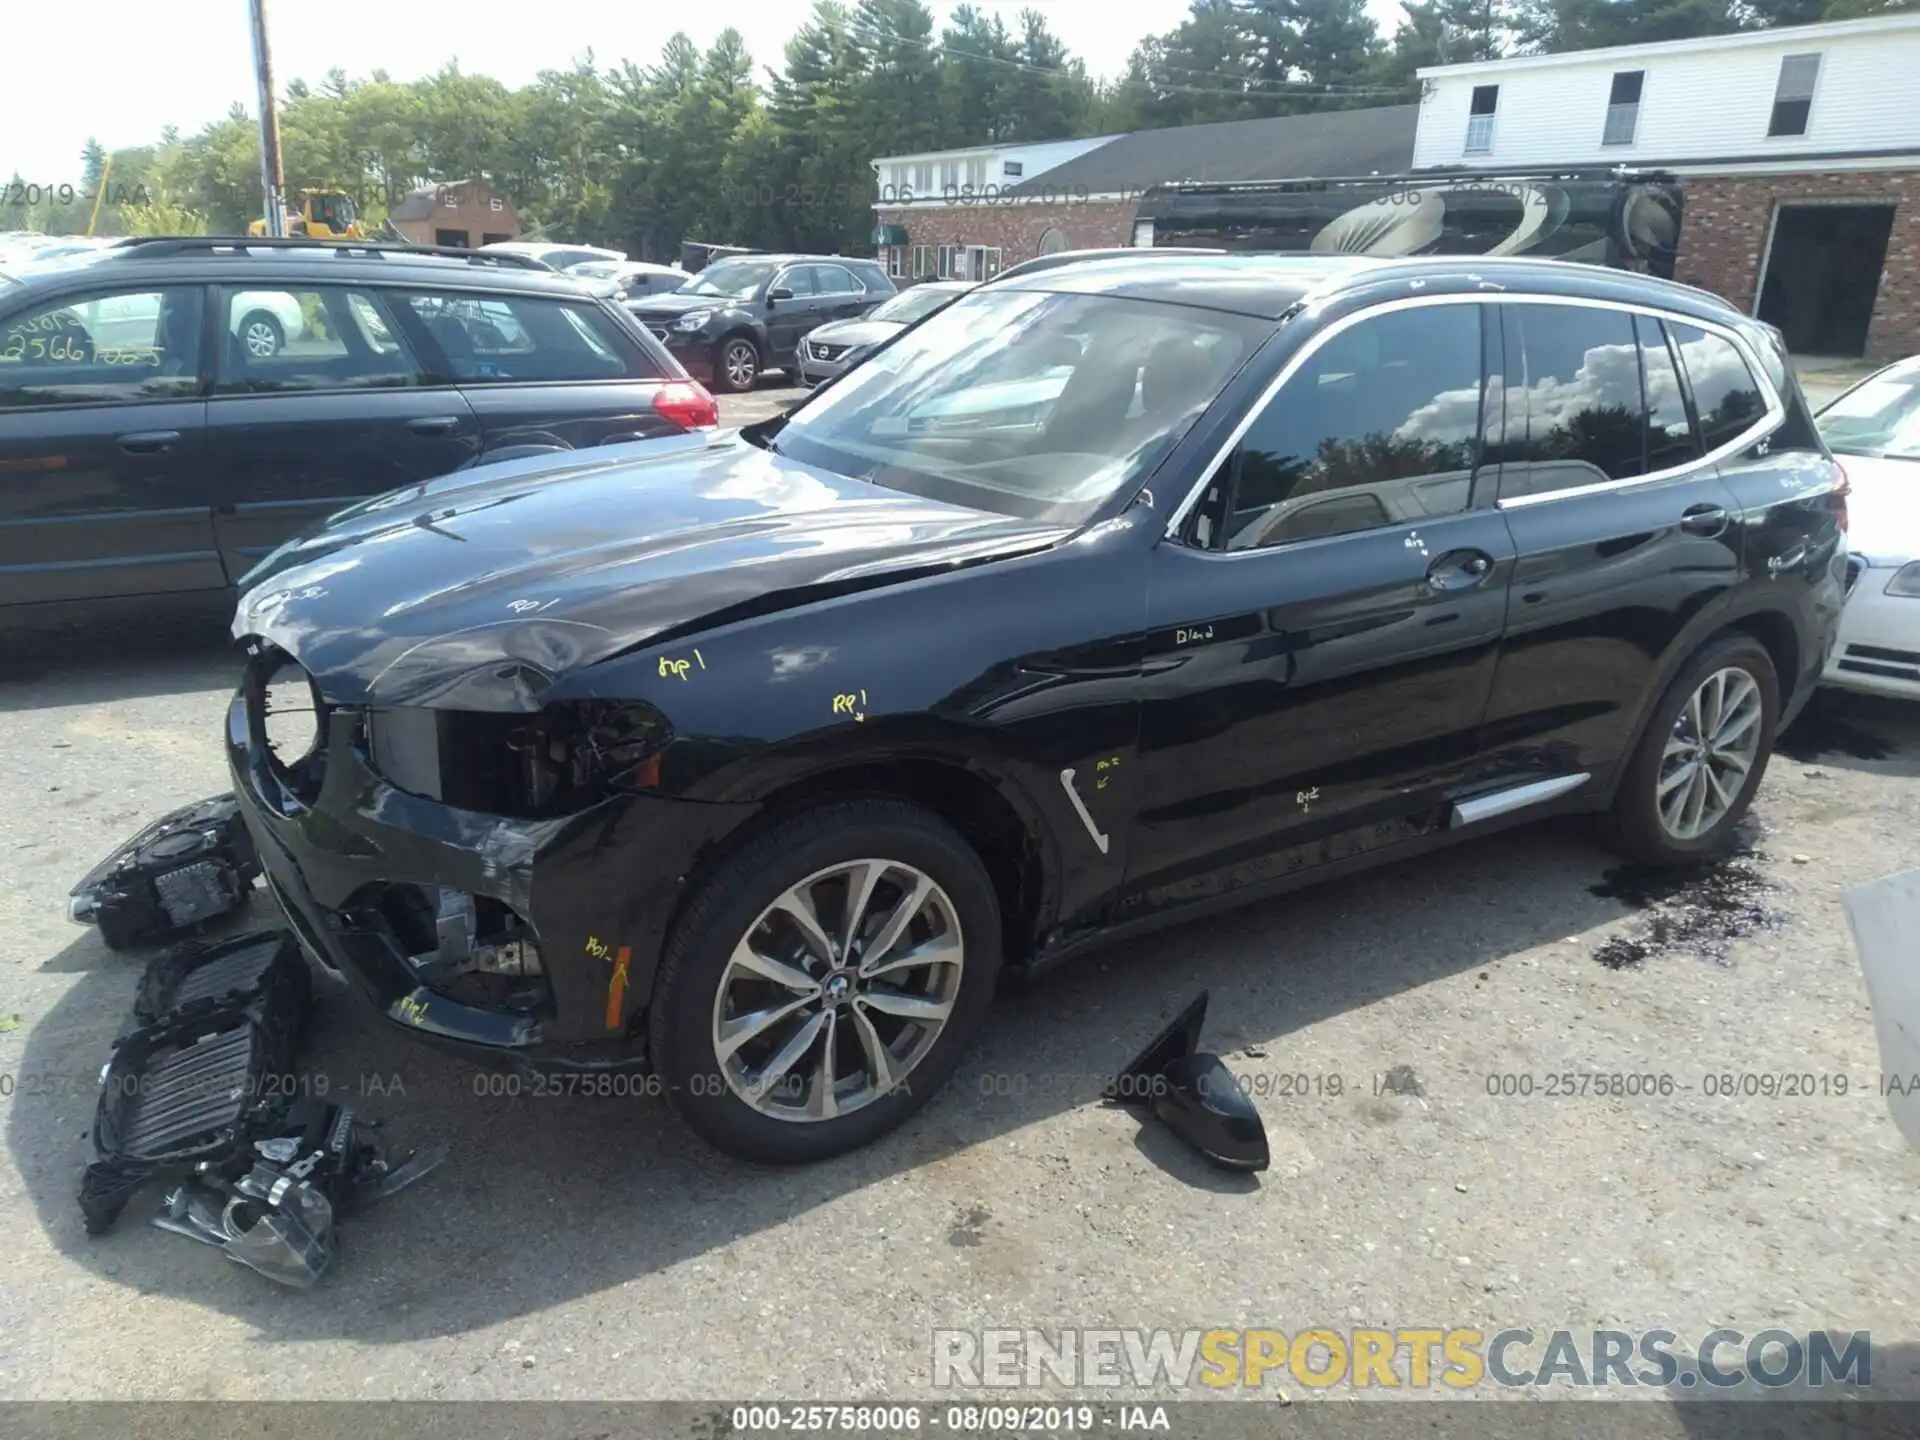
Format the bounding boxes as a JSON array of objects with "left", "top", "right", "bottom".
[
  {"left": 1480, "top": 300, "right": 1748, "bottom": 783},
  {"left": 203, "top": 282, "right": 478, "bottom": 580},
  {"left": 806, "top": 263, "right": 873, "bottom": 325},
  {"left": 393, "top": 289, "right": 689, "bottom": 456},
  {"left": 0, "top": 282, "right": 219, "bottom": 608}
]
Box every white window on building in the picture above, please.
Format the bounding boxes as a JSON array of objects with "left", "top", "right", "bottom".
[
  {"left": 1465, "top": 85, "right": 1498, "bottom": 155},
  {"left": 914, "top": 161, "right": 933, "bottom": 194},
  {"left": 1602, "top": 70, "right": 1643, "bottom": 147},
  {"left": 940, "top": 161, "right": 960, "bottom": 193},
  {"left": 965, "top": 157, "right": 988, "bottom": 190},
  {"left": 914, "top": 245, "right": 933, "bottom": 278},
  {"left": 886, "top": 246, "right": 904, "bottom": 278},
  {"left": 1769, "top": 53, "right": 1821, "bottom": 138},
  {"left": 1004, "top": 160, "right": 1024, "bottom": 178},
  {"left": 936, "top": 244, "right": 958, "bottom": 279},
  {"left": 1038, "top": 227, "right": 1068, "bottom": 256}
]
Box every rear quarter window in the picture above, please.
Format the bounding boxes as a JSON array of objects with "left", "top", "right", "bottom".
[{"left": 400, "top": 291, "right": 668, "bottom": 383}]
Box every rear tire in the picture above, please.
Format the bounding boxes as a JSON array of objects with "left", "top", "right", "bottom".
[
  {"left": 1606, "top": 634, "right": 1779, "bottom": 866},
  {"left": 649, "top": 800, "right": 1001, "bottom": 1163}
]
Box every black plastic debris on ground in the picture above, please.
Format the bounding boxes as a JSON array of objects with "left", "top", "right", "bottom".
[
  {"left": 1587, "top": 826, "right": 1784, "bottom": 969},
  {"left": 79, "top": 928, "right": 445, "bottom": 1287},
  {"left": 68, "top": 793, "right": 260, "bottom": 951}
]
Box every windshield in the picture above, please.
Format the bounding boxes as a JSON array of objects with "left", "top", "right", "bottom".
[
  {"left": 772, "top": 288, "right": 1269, "bottom": 524},
  {"left": 571, "top": 260, "right": 619, "bottom": 279},
  {"left": 1819, "top": 360, "right": 1920, "bottom": 460},
  {"left": 311, "top": 193, "right": 356, "bottom": 229},
  {"left": 869, "top": 286, "right": 964, "bottom": 325},
  {"left": 683, "top": 259, "right": 779, "bottom": 298}
]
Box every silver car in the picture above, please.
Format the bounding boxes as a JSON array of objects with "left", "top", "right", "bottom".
[{"left": 796, "top": 280, "right": 972, "bottom": 387}]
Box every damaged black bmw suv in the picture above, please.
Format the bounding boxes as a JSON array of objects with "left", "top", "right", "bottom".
[{"left": 227, "top": 252, "right": 1847, "bottom": 1162}]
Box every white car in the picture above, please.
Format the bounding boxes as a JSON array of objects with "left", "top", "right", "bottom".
[
  {"left": 478, "top": 240, "right": 626, "bottom": 271},
  {"left": 1818, "top": 356, "right": 1920, "bottom": 698},
  {"left": 60, "top": 289, "right": 309, "bottom": 358},
  {"left": 566, "top": 259, "right": 686, "bottom": 299}
]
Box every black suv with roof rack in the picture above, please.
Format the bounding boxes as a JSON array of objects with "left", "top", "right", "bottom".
[
  {"left": 223, "top": 249, "right": 1846, "bottom": 1164},
  {"left": 625, "top": 252, "right": 894, "bottom": 393},
  {"left": 0, "top": 237, "right": 718, "bottom": 624}
]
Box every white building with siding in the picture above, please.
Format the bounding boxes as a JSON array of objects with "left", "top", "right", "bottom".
[{"left": 1415, "top": 13, "right": 1920, "bottom": 359}]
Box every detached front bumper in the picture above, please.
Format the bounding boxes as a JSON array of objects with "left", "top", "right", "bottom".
[
  {"left": 1823, "top": 564, "right": 1920, "bottom": 700},
  {"left": 225, "top": 683, "right": 756, "bottom": 1063}
]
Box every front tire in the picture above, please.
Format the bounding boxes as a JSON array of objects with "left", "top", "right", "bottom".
[
  {"left": 714, "top": 335, "right": 760, "bottom": 394},
  {"left": 1607, "top": 634, "right": 1779, "bottom": 865},
  {"left": 649, "top": 800, "right": 1001, "bottom": 1162}
]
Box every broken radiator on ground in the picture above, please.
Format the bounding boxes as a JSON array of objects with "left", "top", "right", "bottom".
[{"left": 79, "top": 929, "right": 445, "bottom": 1287}]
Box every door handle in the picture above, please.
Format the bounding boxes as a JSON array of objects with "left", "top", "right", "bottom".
[
  {"left": 1680, "top": 504, "right": 1729, "bottom": 537},
  {"left": 1426, "top": 549, "right": 1495, "bottom": 592},
  {"left": 408, "top": 416, "right": 461, "bottom": 436},
  {"left": 118, "top": 430, "right": 180, "bottom": 454}
]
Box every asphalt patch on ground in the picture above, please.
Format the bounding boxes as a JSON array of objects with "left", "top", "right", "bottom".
[
  {"left": 1587, "top": 823, "right": 1785, "bottom": 969},
  {"left": 1778, "top": 692, "right": 1901, "bottom": 763}
]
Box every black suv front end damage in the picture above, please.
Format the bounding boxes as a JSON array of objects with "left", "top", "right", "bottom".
[{"left": 225, "top": 640, "right": 759, "bottom": 1065}]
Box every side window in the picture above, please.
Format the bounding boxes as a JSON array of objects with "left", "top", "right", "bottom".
[
  {"left": 774, "top": 268, "right": 815, "bottom": 298},
  {"left": 0, "top": 287, "right": 203, "bottom": 408},
  {"left": 1636, "top": 314, "right": 1701, "bottom": 472},
  {"left": 401, "top": 291, "right": 661, "bottom": 383},
  {"left": 1222, "top": 304, "right": 1486, "bottom": 552},
  {"left": 216, "top": 286, "right": 424, "bottom": 394},
  {"left": 811, "top": 264, "right": 860, "bottom": 295},
  {"left": 1498, "top": 303, "right": 1646, "bottom": 499},
  {"left": 1669, "top": 322, "right": 1768, "bottom": 453}
]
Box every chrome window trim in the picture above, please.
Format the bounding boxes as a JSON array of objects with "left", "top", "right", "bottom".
[{"left": 1160, "top": 290, "right": 1786, "bottom": 546}]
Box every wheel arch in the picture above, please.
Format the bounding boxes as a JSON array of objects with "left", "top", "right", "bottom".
[
  {"left": 1600, "top": 597, "right": 1804, "bottom": 807},
  {"left": 657, "top": 752, "right": 1058, "bottom": 990}
]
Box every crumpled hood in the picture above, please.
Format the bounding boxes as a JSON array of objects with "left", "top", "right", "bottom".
[{"left": 234, "top": 434, "right": 1068, "bottom": 710}]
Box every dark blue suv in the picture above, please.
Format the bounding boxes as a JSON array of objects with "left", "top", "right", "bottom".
[{"left": 0, "top": 237, "right": 717, "bottom": 626}]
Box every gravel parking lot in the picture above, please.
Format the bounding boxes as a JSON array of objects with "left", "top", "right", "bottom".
[{"left": 3, "top": 371, "right": 1917, "bottom": 1418}]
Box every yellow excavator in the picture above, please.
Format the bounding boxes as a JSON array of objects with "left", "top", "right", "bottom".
[{"left": 249, "top": 190, "right": 365, "bottom": 239}]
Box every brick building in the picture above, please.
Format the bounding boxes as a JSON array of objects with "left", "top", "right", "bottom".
[
  {"left": 869, "top": 108, "right": 1418, "bottom": 283},
  {"left": 1414, "top": 14, "right": 1920, "bottom": 359},
  {"left": 388, "top": 180, "right": 521, "bottom": 249}
]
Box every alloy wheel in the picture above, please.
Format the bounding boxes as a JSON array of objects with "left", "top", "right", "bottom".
[
  {"left": 244, "top": 320, "right": 280, "bottom": 357},
  {"left": 723, "top": 340, "right": 757, "bottom": 390},
  {"left": 710, "top": 859, "right": 964, "bottom": 1122},
  {"left": 1656, "top": 666, "right": 1763, "bottom": 841}
]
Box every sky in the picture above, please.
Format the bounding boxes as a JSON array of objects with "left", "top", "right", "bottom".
[{"left": 14, "top": 0, "right": 1412, "bottom": 186}]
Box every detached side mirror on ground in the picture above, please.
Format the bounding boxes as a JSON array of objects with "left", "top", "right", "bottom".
[{"left": 1107, "top": 991, "right": 1270, "bottom": 1172}]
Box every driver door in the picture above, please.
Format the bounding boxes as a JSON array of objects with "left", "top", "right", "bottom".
[{"left": 764, "top": 265, "right": 817, "bottom": 368}]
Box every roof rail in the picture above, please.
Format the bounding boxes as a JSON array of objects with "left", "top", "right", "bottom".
[
  {"left": 990, "top": 247, "right": 1227, "bottom": 283},
  {"left": 104, "top": 236, "right": 556, "bottom": 271}
]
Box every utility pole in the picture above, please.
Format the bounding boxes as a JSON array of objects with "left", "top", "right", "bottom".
[{"left": 247, "top": 0, "right": 287, "bottom": 236}]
